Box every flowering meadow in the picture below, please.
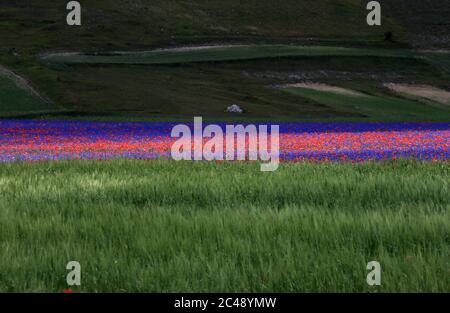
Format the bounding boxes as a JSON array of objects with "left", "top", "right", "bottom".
[
  {"left": 0, "top": 120, "right": 449, "bottom": 163},
  {"left": 1, "top": 121, "right": 449, "bottom": 292}
]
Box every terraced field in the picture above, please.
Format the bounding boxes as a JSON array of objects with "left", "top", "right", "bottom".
[
  {"left": 0, "top": 0, "right": 449, "bottom": 119},
  {"left": 283, "top": 85, "right": 450, "bottom": 121},
  {"left": 41, "top": 45, "right": 417, "bottom": 65},
  {"left": 1, "top": 1, "right": 449, "bottom": 120},
  {"left": 29, "top": 45, "right": 448, "bottom": 120}
]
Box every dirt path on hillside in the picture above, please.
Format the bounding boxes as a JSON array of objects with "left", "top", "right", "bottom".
[
  {"left": 418, "top": 49, "right": 450, "bottom": 54},
  {"left": 41, "top": 45, "right": 252, "bottom": 59},
  {"left": 283, "top": 82, "right": 367, "bottom": 97},
  {"left": 0, "top": 65, "right": 50, "bottom": 103},
  {"left": 40, "top": 52, "right": 81, "bottom": 60},
  {"left": 384, "top": 83, "right": 450, "bottom": 105},
  {"left": 131, "top": 44, "right": 252, "bottom": 54}
]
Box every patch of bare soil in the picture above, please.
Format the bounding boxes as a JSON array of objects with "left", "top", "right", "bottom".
[
  {"left": 40, "top": 52, "right": 81, "bottom": 59},
  {"left": 109, "top": 44, "right": 252, "bottom": 55},
  {"left": 283, "top": 82, "right": 367, "bottom": 97},
  {"left": 384, "top": 83, "right": 450, "bottom": 105},
  {"left": 40, "top": 45, "right": 252, "bottom": 58}
]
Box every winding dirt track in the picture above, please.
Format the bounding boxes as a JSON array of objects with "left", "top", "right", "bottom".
[
  {"left": 40, "top": 44, "right": 251, "bottom": 59},
  {"left": 131, "top": 44, "right": 251, "bottom": 54},
  {"left": 283, "top": 82, "right": 367, "bottom": 97}
]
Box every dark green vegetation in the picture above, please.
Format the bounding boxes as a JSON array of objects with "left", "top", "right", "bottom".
[
  {"left": 1, "top": 1, "right": 449, "bottom": 294},
  {"left": 0, "top": 76, "right": 56, "bottom": 115},
  {"left": 2, "top": 0, "right": 449, "bottom": 53},
  {"left": 0, "top": 0, "right": 400, "bottom": 53},
  {"left": 383, "top": 1, "right": 450, "bottom": 49},
  {"left": 424, "top": 52, "right": 450, "bottom": 77},
  {"left": 284, "top": 86, "right": 450, "bottom": 121},
  {"left": 1, "top": 1, "right": 449, "bottom": 120},
  {"left": 0, "top": 160, "right": 448, "bottom": 292},
  {"left": 3, "top": 47, "right": 448, "bottom": 119}
]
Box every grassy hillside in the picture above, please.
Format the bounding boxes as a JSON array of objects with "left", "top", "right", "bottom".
[
  {"left": 3, "top": 49, "right": 448, "bottom": 120},
  {"left": 0, "top": 75, "right": 57, "bottom": 116},
  {"left": 3, "top": 44, "right": 450, "bottom": 119},
  {"left": 284, "top": 86, "right": 450, "bottom": 121},
  {"left": 32, "top": 49, "right": 450, "bottom": 119},
  {"left": 0, "top": 160, "right": 448, "bottom": 292},
  {"left": 1, "top": 0, "right": 400, "bottom": 54},
  {"left": 2, "top": 0, "right": 449, "bottom": 53},
  {"left": 424, "top": 52, "right": 450, "bottom": 77},
  {"left": 0, "top": 1, "right": 449, "bottom": 119}
]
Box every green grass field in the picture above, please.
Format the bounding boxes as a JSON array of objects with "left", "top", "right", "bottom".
[
  {"left": 20, "top": 50, "right": 448, "bottom": 120},
  {"left": 0, "top": 160, "right": 448, "bottom": 292}
]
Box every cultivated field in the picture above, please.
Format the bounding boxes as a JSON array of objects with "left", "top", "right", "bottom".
[
  {"left": 1, "top": 1, "right": 450, "bottom": 119},
  {"left": 41, "top": 45, "right": 416, "bottom": 65},
  {"left": 0, "top": 160, "right": 448, "bottom": 292},
  {"left": 8, "top": 45, "right": 448, "bottom": 119}
]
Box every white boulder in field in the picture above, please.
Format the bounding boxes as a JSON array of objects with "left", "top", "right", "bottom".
[{"left": 226, "top": 104, "right": 244, "bottom": 113}]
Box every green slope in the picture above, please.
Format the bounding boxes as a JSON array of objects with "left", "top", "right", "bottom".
[
  {"left": 1, "top": 0, "right": 401, "bottom": 53},
  {"left": 2, "top": 0, "right": 449, "bottom": 54},
  {"left": 1, "top": 1, "right": 449, "bottom": 120},
  {"left": 0, "top": 75, "right": 56, "bottom": 115},
  {"left": 283, "top": 86, "right": 450, "bottom": 121}
]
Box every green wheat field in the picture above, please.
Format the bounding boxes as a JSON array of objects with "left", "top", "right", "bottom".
[{"left": 0, "top": 159, "right": 448, "bottom": 292}]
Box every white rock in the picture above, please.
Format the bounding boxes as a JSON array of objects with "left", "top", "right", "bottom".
[{"left": 226, "top": 104, "right": 244, "bottom": 113}]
